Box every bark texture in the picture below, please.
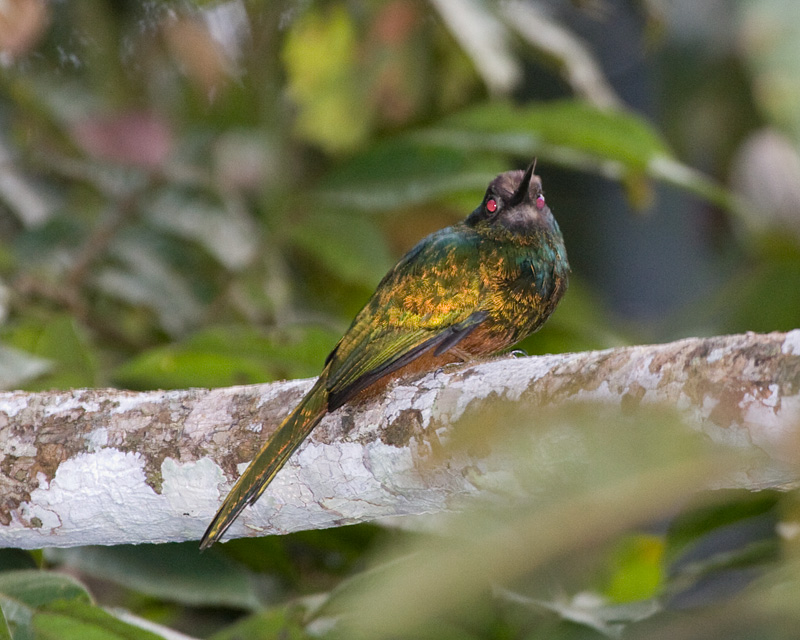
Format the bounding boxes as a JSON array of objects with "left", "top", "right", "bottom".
[{"left": 1, "top": 330, "right": 799, "bottom": 549}]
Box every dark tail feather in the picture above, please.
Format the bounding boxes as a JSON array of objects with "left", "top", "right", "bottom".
[{"left": 199, "top": 379, "right": 328, "bottom": 550}]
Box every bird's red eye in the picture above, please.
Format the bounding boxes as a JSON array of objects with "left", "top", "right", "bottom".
[
  {"left": 486, "top": 198, "right": 497, "bottom": 213},
  {"left": 535, "top": 194, "right": 545, "bottom": 210}
]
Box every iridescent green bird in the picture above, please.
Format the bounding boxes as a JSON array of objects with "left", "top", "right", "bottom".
[{"left": 200, "top": 163, "right": 569, "bottom": 549}]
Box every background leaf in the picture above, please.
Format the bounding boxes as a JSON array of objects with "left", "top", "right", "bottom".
[
  {"left": 113, "top": 325, "right": 339, "bottom": 389},
  {"left": 33, "top": 600, "right": 166, "bottom": 640},
  {"left": 0, "top": 570, "right": 92, "bottom": 640},
  {"left": 3, "top": 315, "right": 97, "bottom": 390},
  {"left": 0, "top": 344, "right": 51, "bottom": 390},
  {"left": 46, "top": 544, "right": 267, "bottom": 611}
]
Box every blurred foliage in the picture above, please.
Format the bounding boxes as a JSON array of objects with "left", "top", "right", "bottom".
[{"left": 0, "top": 0, "right": 799, "bottom": 638}]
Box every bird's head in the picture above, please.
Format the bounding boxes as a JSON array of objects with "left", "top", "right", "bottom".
[{"left": 466, "top": 163, "right": 560, "bottom": 238}]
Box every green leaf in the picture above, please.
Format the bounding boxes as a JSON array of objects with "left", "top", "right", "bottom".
[
  {"left": 13, "top": 217, "right": 85, "bottom": 267},
  {"left": 739, "top": 0, "right": 800, "bottom": 141},
  {"left": 429, "top": 0, "right": 519, "bottom": 95},
  {"left": 282, "top": 5, "right": 371, "bottom": 152},
  {"left": 32, "top": 600, "right": 164, "bottom": 640},
  {"left": 0, "top": 570, "right": 92, "bottom": 640},
  {"left": 418, "top": 101, "right": 736, "bottom": 212},
  {"left": 46, "top": 543, "right": 266, "bottom": 611},
  {"left": 112, "top": 325, "right": 338, "bottom": 389},
  {"left": 218, "top": 523, "right": 386, "bottom": 591},
  {"left": 288, "top": 210, "right": 394, "bottom": 287},
  {"left": 318, "top": 101, "right": 735, "bottom": 214},
  {"left": 423, "top": 100, "right": 665, "bottom": 168},
  {"left": 721, "top": 248, "right": 800, "bottom": 334},
  {"left": 659, "top": 490, "right": 782, "bottom": 605},
  {"left": 0, "top": 571, "right": 91, "bottom": 609},
  {"left": 114, "top": 349, "right": 267, "bottom": 390},
  {"left": 0, "top": 344, "right": 51, "bottom": 390},
  {"left": 603, "top": 534, "right": 665, "bottom": 603},
  {"left": 95, "top": 235, "right": 205, "bottom": 338},
  {"left": 2, "top": 315, "right": 97, "bottom": 390},
  {"left": 144, "top": 190, "right": 259, "bottom": 272},
  {"left": 664, "top": 490, "right": 782, "bottom": 564},
  {"left": 496, "top": 586, "right": 659, "bottom": 638},
  {"left": 0, "top": 606, "right": 11, "bottom": 640},
  {"left": 0, "top": 550, "right": 38, "bottom": 575},
  {"left": 318, "top": 139, "right": 507, "bottom": 212},
  {"left": 209, "top": 606, "right": 311, "bottom": 640},
  {"left": 0, "top": 594, "right": 32, "bottom": 640}
]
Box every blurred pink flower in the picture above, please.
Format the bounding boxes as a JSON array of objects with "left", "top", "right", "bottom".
[{"left": 71, "top": 112, "right": 173, "bottom": 169}]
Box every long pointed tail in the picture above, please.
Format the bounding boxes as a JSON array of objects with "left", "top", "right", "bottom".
[{"left": 200, "top": 379, "right": 328, "bottom": 550}]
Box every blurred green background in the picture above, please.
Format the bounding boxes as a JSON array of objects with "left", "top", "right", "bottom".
[{"left": 1, "top": 0, "right": 799, "bottom": 638}]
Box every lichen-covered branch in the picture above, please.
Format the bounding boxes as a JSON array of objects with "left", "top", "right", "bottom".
[{"left": 1, "top": 330, "right": 799, "bottom": 549}]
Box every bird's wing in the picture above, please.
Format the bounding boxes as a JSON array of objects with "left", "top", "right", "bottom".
[{"left": 324, "top": 225, "right": 488, "bottom": 410}]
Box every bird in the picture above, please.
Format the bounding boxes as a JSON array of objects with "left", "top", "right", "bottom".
[{"left": 200, "top": 162, "right": 569, "bottom": 549}]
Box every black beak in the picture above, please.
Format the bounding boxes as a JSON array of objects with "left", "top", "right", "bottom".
[{"left": 509, "top": 162, "right": 535, "bottom": 207}]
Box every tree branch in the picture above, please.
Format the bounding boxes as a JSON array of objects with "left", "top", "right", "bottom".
[{"left": 1, "top": 330, "right": 799, "bottom": 549}]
